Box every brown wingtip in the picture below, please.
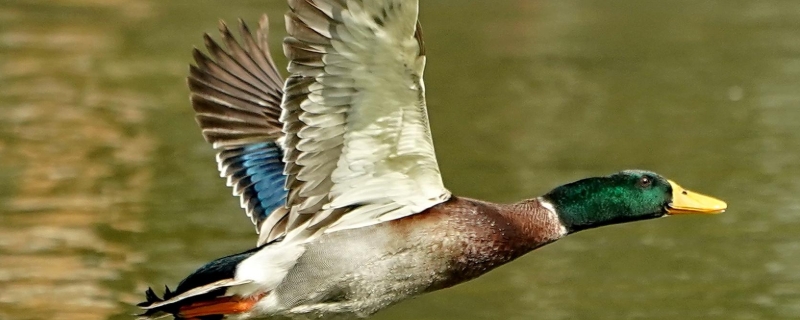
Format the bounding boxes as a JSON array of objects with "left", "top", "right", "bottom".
[
  {"left": 202, "top": 32, "right": 216, "bottom": 48},
  {"left": 259, "top": 14, "right": 270, "bottom": 29},
  {"left": 191, "top": 46, "right": 211, "bottom": 67},
  {"left": 218, "top": 21, "right": 229, "bottom": 35}
]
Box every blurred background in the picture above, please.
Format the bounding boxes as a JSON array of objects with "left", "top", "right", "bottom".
[{"left": 1, "top": 1, "right": 799, "bottom": 319}]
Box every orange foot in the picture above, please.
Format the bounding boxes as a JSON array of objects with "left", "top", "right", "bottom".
[{"left": 179, "top": 293, "right": 264, "bottom": 319}]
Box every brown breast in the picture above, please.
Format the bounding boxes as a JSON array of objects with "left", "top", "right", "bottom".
[{"left": 389, "top": 196, "right": 566, "bottom": 291}]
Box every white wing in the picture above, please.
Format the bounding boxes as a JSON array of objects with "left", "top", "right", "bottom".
[{"left": 259, "top": 0, "right": 450, "bottom": 244}]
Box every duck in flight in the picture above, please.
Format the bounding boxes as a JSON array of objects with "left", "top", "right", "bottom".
[{"left": 137, "top": 0, "right": 727, "bottom": 319}]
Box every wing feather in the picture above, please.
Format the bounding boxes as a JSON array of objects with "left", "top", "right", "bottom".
[
  {"left": 258, "top": 0, "right": 449, "bottom": 244},
  {"left": 188, "top": 17, "right": 289, "bottom": 233}
]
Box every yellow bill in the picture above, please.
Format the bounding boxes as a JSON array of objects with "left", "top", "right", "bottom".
[{"left": 666, "top": 180, "right": 727, "bottom": 214}]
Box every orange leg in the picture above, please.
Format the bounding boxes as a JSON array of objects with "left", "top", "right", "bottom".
[{"left": 178, "top": 294, "right": 263, "bottom": 318}]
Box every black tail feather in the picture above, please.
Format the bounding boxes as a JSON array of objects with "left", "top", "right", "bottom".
[
  {"left": 164, "top": 285, "right": 173, "bottom": 299},
  {"left": 138, "top": 287, "right": 160, "bottom": 307},
  {"left": 137, "top": 286, "right": 177, "bottom": 318},
  {"left": 137, "top": 285, "right": 230, "bottom": 319},
  {"left": 136, "top": 245, "right": 263, "bottom": 318}
]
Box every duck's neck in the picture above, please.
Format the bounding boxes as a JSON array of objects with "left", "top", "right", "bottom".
[
  {"left": 498, "top": 198, "right": 569, "bottom": 252},
  {"left": 453, "top": 196, "right": 569, "bottom": 255},
  {"left": 426, "top": 197, "right": 569, "bottom": 290}
]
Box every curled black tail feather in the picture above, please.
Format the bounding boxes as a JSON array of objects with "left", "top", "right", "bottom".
[
  {"left": 137, "top": 285, "right": 173, "bottom": 307},
  {"left": 165, "top": 285, "right": 173, "bottom": 299},
  {"left": 137, "top": 286, "right": 175, "bottom": 318},
  {"left": 141, "top": 288, "right": 159, "bottom": 306}
]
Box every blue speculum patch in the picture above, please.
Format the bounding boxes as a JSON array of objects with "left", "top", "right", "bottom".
[{"left": 236, "top": 141, "right": 288, "bottom": 222}]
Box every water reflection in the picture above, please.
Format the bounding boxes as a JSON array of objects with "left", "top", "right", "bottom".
[
  {"left": 0, "top": 2, "right": 154, "bottom": 319},
  {"left": 1, "top": 1, "right": 799, "bottom": 320}
]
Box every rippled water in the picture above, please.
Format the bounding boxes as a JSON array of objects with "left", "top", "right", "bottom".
[{"left": 1, "top": 1, "right": 799, "bottom": 319}]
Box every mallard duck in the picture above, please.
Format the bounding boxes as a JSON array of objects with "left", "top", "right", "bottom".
[{"left": 137, "top": 0, "right": 727, "bottom": 319}]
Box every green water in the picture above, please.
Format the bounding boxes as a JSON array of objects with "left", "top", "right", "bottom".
[{"left": 1, "top": 1, "right": 799, "bottom": 319}]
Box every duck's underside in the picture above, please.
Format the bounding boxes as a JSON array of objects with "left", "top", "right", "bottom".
[
  {"left": 137, "top": 197, "right": 549, "bottom": 320},
  {"left": 138, "top": 215, "right": 451, "bottom": 319}
]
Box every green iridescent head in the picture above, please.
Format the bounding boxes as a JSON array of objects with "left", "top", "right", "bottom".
[{"left": 543, "top": 170, "right": 726, "bottom": 233}]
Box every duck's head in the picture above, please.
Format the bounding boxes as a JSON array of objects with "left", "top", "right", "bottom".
[{"left": 543, "top": 170, "right": 726, "bottom": 233}]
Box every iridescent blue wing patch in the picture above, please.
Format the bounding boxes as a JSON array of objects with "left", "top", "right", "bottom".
[{"left": 217, "top": 142, "right": 287, "bottom": 226}]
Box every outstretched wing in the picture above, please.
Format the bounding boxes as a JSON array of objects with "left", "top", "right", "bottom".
[
  {"left": 263, "top": 0, "right": 450, "bottom": 244},
  {"left": 188, "top": 16, "right": 290, "bottom": 233}
]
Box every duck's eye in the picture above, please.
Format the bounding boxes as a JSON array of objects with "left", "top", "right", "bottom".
[{"left": 637, "top": 176, "right": 652, "bottom": 188}]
